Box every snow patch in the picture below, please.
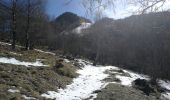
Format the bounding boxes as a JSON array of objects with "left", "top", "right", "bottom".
[
  {"left": 0, "top": 41, "right": 23, "bottom": 48},
  {"left": 64, "top": 59, "right": 70, "bottom": 63},
  {"left": 41, "top": 59, "right": 149, "bottom": 100},
  {"left": 161, "top": 92, "right": 170, "bottom": 100},
  {"left": 41, "top": 63, "right": 113, "bottom": 100},
  {"left": 0, "top": 57, "right": 47, "bottom": 67},
  {"left": 8, "top": 89, "right": 20, "bottom": 93},
  {"left": 0, "top": 41, "right": 11, "bottom": 46},
  {"left": 74, "top": 22, "right": 92, "bottom": 34},
  {"left": 159, "top": 80, "right": 170, "bottom": 91},
  {"left": 76, "top": 59, "right": 93, "bottom": 66},
  {"left": 115, "top": 70, "right": 149, "bottom": 86},
  {"left": 41, "top": 59, "right": 169, "bottom": 100}
]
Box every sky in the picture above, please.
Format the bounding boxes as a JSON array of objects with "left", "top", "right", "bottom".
[
  {"left": 45, "top": 0, "right": 86, "bottom": 19},
  {"left": 45, "top": 0, "right": 132, "bottom": 20},
  {"left": 45, "top": 0, "right": 170, "bottom": 21}
]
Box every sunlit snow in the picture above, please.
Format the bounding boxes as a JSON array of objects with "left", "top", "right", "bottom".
[
  {"left": 41, "top": 64, "right": 113, "bottom": 100},
  {"left": 8, "top": 89, "right": 20, "bottom": 93},
  {"left": 64, "top": 59, "right": 70, "bottom": 63},
  {"left": 161, "top": 92, "right": 170, "bottom": 100},
  {"left": 159, "top": 80, "right": 170, "bottom": 100},
  {"left": 41, "top": 59, "right": 149, "bottom": 100},
  {"left": 159, "top": 80, "right": 170, "bottom": 91},
  {"left": 74, "top": 22, "right": 92, "bottom": 33},
  {"left": 115, "top": 70, "right": 149, "bottom": 86},
  {"left": 0, "top": 57, "right": 47, "bottom": 67}
]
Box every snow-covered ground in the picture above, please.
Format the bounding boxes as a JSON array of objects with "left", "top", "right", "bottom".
[
  {"left": 0, "top": 57, "right": 47, "bottom": 67},
  {"left": 159, "top": 80, "right": 170, "bottom": 100},
  {"left": 0, "top": 41, "right": 11, "bottom": 46},
  {"left": 41, "top": 64, "right": 113, "bottom": 100},
  {"left": 162, "top": 92, "right": 170, "bottom": 100},
  {"left": 41, "top": 59, "right": 151, "bottom": 100},
  {"left": 41, "top": 59, "right": 170, "bottom": 100},
  {"left": 159, "top": 80, "right": 170, "bottom": 91},
  {"left": 1, "top": 41, "right": 170, "bottom": 100}
]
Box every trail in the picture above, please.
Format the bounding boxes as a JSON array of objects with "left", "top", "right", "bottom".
[
  {"left": 41, "top": 59, "right": 114, "bottom": 100},
  {"left": 41, "top": 59, "right": 149, "bottom": 100}
]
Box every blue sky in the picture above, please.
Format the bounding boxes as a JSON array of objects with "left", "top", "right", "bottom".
[
  {"left": 45, "top": 0, "right": 136, "bottom": 20},
  {"left": 45, "top": 0, "right": 87, "bottom": 19},
  {"left": 45, "top": 0, "right": 170, "bottom": 20}
]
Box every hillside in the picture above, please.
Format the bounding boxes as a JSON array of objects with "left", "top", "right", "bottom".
[
  {"left": 1, "top": 42, "right": 170, "bottom": 100},
  {"left": 0, "top": 42, "right": 78, "bottom": 99},
  {"left": 61, "top": 11, "right": 170, "bottom": 80},
  {"left": 52, "top": 12, "right": 92, "bottom": 33}
]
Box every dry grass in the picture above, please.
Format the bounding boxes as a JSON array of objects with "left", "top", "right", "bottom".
[{"left": 0, "top": 43, "right": 78, "bottom": 99}]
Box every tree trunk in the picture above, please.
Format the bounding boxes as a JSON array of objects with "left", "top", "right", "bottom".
[
  {"left": 25, "top": 0, "right": 30, "bottom": 50},
  {"left": 12, "top": 0, "right": 17, "bottom": 50},
  {"left": 93, "top": 45, "right": 100, "bottom": 66}
]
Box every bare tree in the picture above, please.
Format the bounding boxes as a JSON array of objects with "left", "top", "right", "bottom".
[
  {"left": 23, "top": 0, "right": 47, "bottom": 50},
  {"left": 82, "top": 0, "right": 170, "bottom": 19},
  {"left": 82, "top": 0, "right": 116, "bottom": 20},
  {"left": 11, "top": 0, "right": 17, "bottom": 50},
  {"left": 25, "top": 0, "right": 30, "bottom": 50},
  {"left": 129, "top": 0, "right": 169, "bottom": 14}
]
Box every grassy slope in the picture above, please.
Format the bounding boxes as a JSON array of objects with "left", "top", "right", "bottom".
[{"left": 0, "top": 43, "right": 78, "bottom": 100}]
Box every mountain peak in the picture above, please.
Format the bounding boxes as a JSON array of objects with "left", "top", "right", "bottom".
[{"left": 53, "top": 12, "right": 91, "bottom": 33}]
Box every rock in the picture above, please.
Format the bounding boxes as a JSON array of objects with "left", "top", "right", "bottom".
[
  {"left": 93, "top": 90, "right": 102, "bottom": 93},
  {"left": 104, "top": 77, "right": 121, "bottom": 83},
  {"left": 133, "top": 79, "right": 148, "bottom": 87},
  {"left": 133, "top": 78, "right": 155, "bottom": 96},
  {"left": 66, "top": 55, "right": 74, "bottom": 60}
]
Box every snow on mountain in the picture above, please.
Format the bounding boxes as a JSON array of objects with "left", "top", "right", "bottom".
[{"left": 73, "top": 22, "right": 92, "bottom": 34}]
